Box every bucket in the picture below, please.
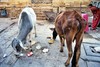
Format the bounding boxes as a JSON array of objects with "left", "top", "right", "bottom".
[{"left": 82, "top": 13, "right": 89, "bottom": 32}]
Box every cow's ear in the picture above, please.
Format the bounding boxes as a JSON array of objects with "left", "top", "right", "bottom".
[
  {"left": 11, "top": 38, "right": 18, "bottom": 50},
  {"left": 12, "top": 38, "right": 17, "bottom": 45},
  {"left": 13, "top": 38, "right": 17, "bottom": 41}
]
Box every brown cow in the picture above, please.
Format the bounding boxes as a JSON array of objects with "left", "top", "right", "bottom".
[{"left": 53, "top": 10, "right": 87, "bottom": 67}]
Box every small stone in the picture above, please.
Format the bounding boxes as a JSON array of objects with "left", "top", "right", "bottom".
[
  {"left": 3, "top": 54, "right": 7, "bottom": 58},
  {"left": 36, "top": 45, "right": 41, "bottom": 49}
]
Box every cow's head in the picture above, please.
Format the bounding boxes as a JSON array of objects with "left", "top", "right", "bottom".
[
  {"left": 11, "top": 38, "right": 22, "bottom": 52},
  {"left": 11, "top": 38, "right": 28, "bottom": 52}
]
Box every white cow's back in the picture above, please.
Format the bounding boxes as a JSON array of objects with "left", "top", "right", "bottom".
[{"left": 18, "top": 7, "right": 36, "bottom": 28}]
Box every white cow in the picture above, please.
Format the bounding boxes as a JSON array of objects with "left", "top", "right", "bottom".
[{"left": 12, "top": 7, "right": 37, "bottom": 52}]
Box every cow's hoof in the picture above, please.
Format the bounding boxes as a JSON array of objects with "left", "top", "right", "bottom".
[
  {"left": 76, "top": 64, "right": 79, "bottom": 67},
  {"left": 48, "top": 39, "right": 54, "bottom": 44},
  {"left": 35, "top": 35, "right": 37, "bottom": 37},
  {"left": 64, "top": 62, "right": 69, "bottom": 67},
  {"left": 72, "top": 64, "right": 79, "bottom": 67}
]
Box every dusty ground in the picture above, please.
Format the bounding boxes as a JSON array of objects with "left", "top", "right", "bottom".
[{"left": 0, "top": 18, "right": 100, "bottom": 67}]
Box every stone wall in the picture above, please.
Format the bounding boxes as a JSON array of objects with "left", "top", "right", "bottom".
[
  {"left": 31, "top": 0, "right": 52, "bottom": 4},
  {"left": 0, "top": 0, "right": 92, "bottom": 20}
]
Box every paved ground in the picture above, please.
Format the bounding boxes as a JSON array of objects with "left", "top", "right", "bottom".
[{"left": 0, "top": 18, "right": 100, "bottom": 67}]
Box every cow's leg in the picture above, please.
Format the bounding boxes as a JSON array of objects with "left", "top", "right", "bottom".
[
  {"left": 64, "top": 29, "right": 77, "bottom": 66},
  {"left": 28, "top": 30, "right": 36, "bottom": 45},
  {"left": 53, "top": 28, "right": 57, "bottom": 40},
  {"left": 26, "top": 31, "right": 36, "bottom": 51},
  {"left": 65, "top": 38, "right": 73, "bottom": 66},
  {"left": 72, "top": 33, "right": 83, "bottom": 67},
  {"left": 34, "top": 25, "right": 37, "bottom": 37},
  {"left": 59, "top": 35, "right": 65, "bottom": 52}
]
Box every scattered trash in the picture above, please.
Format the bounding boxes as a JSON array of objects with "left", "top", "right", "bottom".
[
  {"left": 31, "top": 41, "right": 37, "bottom": 46},
  {"left": 27, "top": 52, "right": 33, "bottom": 57},
  {"left": 3, "top": 54, "right": 7, "bottom": 58},
  {"left": 48, "top": 39, "right": 54, "bottom": 44},
  {"left": 15, "top": 53, "right": 25, "bottom": 58},
  {"left": 36, "top": 45, "right": 41, "bottom": 50},
  {"left": 19, "top": 53, "right": 24, "bottom": 56},
  {"left": 14, "top": 51, "right": 34, "bottom": 57},
  {"left": 42, "top": 48, "right": 49, "bottom": 53}
]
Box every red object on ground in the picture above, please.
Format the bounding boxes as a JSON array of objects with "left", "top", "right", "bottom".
[
  {"left": 82, "top": 13, "right": 89, "bottom": 32},
  {"left": 27, "top": 52, "right": 33, "bottom": 57}
]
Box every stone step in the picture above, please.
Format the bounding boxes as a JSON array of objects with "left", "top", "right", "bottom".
[
  {"left": 33, "top": 6, "right": 53, "bottom": 20},
  {"left": 33, "top": 7, "right": 52, "bottom": 12},
  {"left": 37, "top": 17, "right": 46, "bottom": 20},
  {"left": 36, "top": 13, "right": 45, "bottom": 17},
  {"left": 32, "top": 4, "right": 52, "bottom": 7}
]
